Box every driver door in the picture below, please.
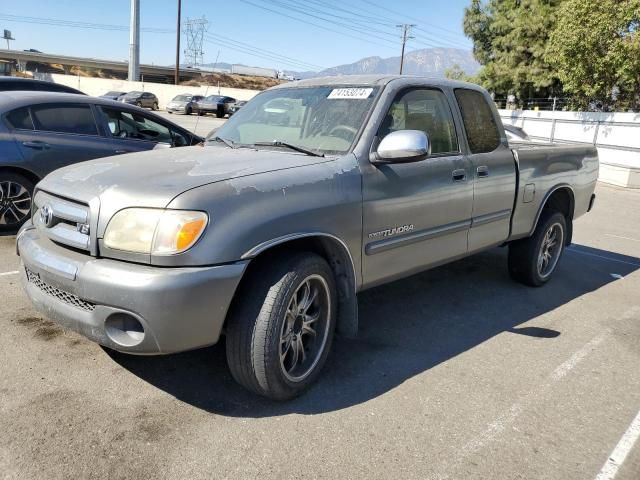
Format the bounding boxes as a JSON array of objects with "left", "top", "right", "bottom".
[
  {"left": 97, "top": 106, "right": 189, "bottom": 154},
  {"left": 361, "top": 88, "right": 473, "bottom": 287}
]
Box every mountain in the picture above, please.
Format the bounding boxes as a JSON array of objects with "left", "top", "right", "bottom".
[{"left": 315, "top": 48, "right": 480, "bottom": 78}]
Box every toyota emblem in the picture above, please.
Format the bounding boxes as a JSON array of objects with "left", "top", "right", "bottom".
[{"left": 40, "top": 204, "right": 54, "bottom": 228}]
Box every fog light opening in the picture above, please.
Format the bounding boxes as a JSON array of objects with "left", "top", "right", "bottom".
[{"left": 104, "top": 313, "right": 145, "bottom": 347}]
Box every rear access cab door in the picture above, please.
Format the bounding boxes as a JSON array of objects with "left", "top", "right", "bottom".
[{"left": 454, "top": 88, "right": 516, "bottom": 253}]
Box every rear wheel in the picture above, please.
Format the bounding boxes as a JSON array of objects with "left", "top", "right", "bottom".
[
  {"left": 185, "top": 106, "right": 192, "bottom": 115},
  {"left": 508, "top": 211, "right": 567, "bottom": 287},
  {"left": 0, "top": 173, "right": 35, "bottom": 233},
  {"left": 152, "top": 102, "right": 158, "bottom": 111},
  {"left": 226, "top": 253, "right": 337, "bottom": 400},
  {"left": 135, "top": 101, "right": 142, "bottom": 108},
  {"left": 216, "top": 105, "right": 224, "bottom": 118}
]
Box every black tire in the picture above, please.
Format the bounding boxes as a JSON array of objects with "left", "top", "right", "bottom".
[
  {"left": 186, "top": 106, "right": 192, "bottom": 115},
  {"left": 0, "top": 172, "right": 35, "bottom": 233},
  {"left": 197, "top": 110, "right": 204, "bottom": 116},
  {"left": 216, "top": 105, "right": 224, "bottom": 118},
  {"left": 508, "top": 210, "right": 567, "bottom": 287},
  {"left": 136, "top": 101, "right": 142, "bottom": 108},
  {"left": 226, "top": 252, "right": 337, "bottom": 400},
  {"left": 152, "top": 102, "right": 158, "bottom": 111}
]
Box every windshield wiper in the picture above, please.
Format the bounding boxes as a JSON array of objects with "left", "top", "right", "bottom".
[
  {"left": 209, "top": 136, "right": 236, "bottom": 149},
  {"left": 253, "top": 140, "right": 325, "bottom": 157}
]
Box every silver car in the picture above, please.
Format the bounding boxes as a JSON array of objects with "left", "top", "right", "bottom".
[{"left": 165, "top": 94, "right": 204, "bottom": 115}]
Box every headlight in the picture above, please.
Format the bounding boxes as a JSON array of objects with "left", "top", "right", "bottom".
[{"left": 103, "top": 208, "right": 208, "bottom": 255}]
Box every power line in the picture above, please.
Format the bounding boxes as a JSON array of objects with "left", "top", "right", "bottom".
[
  {"left": 203, "top": 34, "right": 322, "bottom": 71},
  {"left": 0, "top": 13, "right": 323, "bottom": 71},
  {"left": 236, "top": 0, "right": 399, "bottom": 51}
]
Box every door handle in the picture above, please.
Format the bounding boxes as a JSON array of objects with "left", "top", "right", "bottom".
[
  {"left": 477, "top": 166, "right": 490, "bottom": 178},
  {"left": 22, "top": 141, "right": 50, "bottom": 150},
  {"left": 114, "top": 150, "right": 131, "bottom": 154},
  {"left": 452, "top": 169, "right": 467, "bottom": 182}
]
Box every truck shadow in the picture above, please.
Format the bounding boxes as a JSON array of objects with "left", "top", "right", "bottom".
[{"left": 107, "top": 244, "right": 639, "bottom": 416}]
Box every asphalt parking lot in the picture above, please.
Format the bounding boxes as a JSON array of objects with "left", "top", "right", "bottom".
[{"left": 1, "top": 178, "right": 639, "bottom": 479}]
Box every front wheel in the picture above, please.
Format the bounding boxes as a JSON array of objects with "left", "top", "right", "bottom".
[
  {"left": 508, "top": 211, "right": 567, "bottom": 287},
  {"left": 226, "top": 253, "right": 337, "bottom": 400},
  {"left": 0, "top": 173, "right": 35, "bottom": 233}
]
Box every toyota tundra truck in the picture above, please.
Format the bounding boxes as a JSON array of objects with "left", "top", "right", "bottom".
[{"left": 16, "top": 75, "right": 599, "bottom": 400}]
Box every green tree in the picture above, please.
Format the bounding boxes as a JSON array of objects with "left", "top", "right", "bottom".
[
  {"left": 444, "top": 64, "right": 478, "bottom": 83},
  {"left": 547, "top": 0, "right": 640, "bottom": 111},
  {"left": 464, "top": 0, "right": 564, "bottom": 106}
]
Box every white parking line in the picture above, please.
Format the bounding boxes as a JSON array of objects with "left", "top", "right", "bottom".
[
  {"left": 0, "top": 271, "right": 19, "bottom": 277},
  {"left": 605, "top": 234, "right": 640, "bottom": 243},
  {"left": 595, "top": 409, "right": 640, "bottom": 480},
  {"left": 567, "top": 248, "right": 640, "bottom": 267},
  {"left": 431, "top": 332, "right": 607, "bottom": 480}
]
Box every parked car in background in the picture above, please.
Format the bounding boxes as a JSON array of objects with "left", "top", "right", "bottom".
[
  {"left": 119, "top": 91, "right": 159, "bottom": 110},
  {"left": 100, "top": 91, "right": 127, "bottom": 101},
  {"left": 0, "top": 77, "right": 84, "bottom": 94},
  {"left": 229, "top": 100, "right": 247, "bottom": 116},
  {"left": 166, "top": 94, "right": 204, "bottom": 115},
  {"left": 194, "top": 95, "right": 236, "bottom": 118},
  {"left": 0, "top": 91, "right": 202, "bottom": 231},
  {"left": 504, "top": 124, "right": 531, "bottom": 142}
]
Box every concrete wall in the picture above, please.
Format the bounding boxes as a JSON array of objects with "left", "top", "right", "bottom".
[
  {"left": 500, "top": 109, "right": 640, "bottom": 188},
  {"left": 42, "top": 73, "right": 261, "bottom": 107}
]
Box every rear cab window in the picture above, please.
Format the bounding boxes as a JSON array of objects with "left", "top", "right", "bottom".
[
  {"left": 454, "top": 89, "right": 501, "bottom": 154},
  {"left": 30, "top": 104, "right": 98, "bottom": 136}
]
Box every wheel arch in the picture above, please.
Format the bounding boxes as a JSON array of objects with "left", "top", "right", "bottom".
[
  {"left": 238, "top": 233, "right": 359, "bottom": 338},
  {"left": 0, "top": 165, "right": 41, "bottom": 187},
  {"left": 530, "top": 184, "right": 575, "bottom": 246}
]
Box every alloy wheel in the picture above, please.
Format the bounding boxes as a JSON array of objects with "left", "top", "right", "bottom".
[
  {"left": 279, "top": 274, "right": 331, "bottom": 382},
  {"left": 537, "top": 222, "right": 563, "bottom": 279},
  {"left": 0, "top": 180, "right": 32, "bottom": 226}
]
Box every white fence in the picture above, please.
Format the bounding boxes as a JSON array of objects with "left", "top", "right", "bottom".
[
  {"left": 500, "top": 109, "right": 640, "bottom": 188},
  {"left": 41, "top": 73, "right": 261, "bottom": 108}
]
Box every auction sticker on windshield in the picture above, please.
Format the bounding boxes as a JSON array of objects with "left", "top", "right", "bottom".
[{"left": 327, "top": 88, "right": 374, "bottom": 99}]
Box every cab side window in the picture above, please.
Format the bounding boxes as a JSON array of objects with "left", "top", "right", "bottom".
[
  {"left": 454, "top": 89, "right": 501, "bottom": 154},
  {"left": 379, "top": 89, "right": 459, "bottom": 155}
]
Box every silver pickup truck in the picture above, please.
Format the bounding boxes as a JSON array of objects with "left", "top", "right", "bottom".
[{"left": 16, "top": 76, "right": 598, "bottom": 400}]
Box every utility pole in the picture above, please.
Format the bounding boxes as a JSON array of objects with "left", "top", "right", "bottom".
[
  {"left": 175, "top": 0, "right": 181, "bottom": 85},
  {"left": 397, "top": 24, "right": 415, "bottom": 75},
  {"left": 128, "top": 0, "right": 140, "bottom": 81}
]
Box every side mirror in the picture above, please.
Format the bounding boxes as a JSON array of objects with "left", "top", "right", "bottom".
[{"left": 373, "top": 130, "right": 430, "bottom": 163}]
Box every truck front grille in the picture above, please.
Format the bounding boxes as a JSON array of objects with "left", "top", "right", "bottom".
[
  {"left": 26, "top": 268, "right": 96, "bottom": 312},
  {"left": 33, "top": 191, "right": 92, "bottom": 253}
]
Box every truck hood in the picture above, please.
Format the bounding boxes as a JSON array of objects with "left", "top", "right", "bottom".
[{"left": 37, "top": 145, "right": 332, "bottom": 228}]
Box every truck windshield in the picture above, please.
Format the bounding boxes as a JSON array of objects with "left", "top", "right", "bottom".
[{"left": 211, "top": 86, "right": 380, "bottom": 155}]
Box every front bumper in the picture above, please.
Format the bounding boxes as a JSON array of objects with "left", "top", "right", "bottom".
[
  {"left": 166, "top": 105, "right": 187, "bottom": 113},
  {"left": 17, "top": 224, "right": 248, "bottom": 355}
]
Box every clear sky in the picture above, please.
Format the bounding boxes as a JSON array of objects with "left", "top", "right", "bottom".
[{"left": 0, "top": 0, "right": 473, "bottom": 72}]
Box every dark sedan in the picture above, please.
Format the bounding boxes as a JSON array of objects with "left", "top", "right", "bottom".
[
  {"left": 0, "top": 91, "right": 202, "bottom": 231},
  {"left": 0, "top": 77, "right": 84, "bottom": 94},
  {"left": 194, "top": 95, "right": 236, "bottom": 118},
  {"left": 119, "top": 91, "right": 159, "bottom": 110}
]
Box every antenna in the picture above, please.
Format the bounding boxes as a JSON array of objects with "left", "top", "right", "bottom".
[{"left": 182, "top": 16, "right": 209, "bottom": 67}]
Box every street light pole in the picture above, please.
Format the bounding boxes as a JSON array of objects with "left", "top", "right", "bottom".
[
  {"left": 128, "top": 0, "right": 140, "bottom": 81},
  {"left": 175, "top": 0, "right": 181, "bottom": 85}
]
